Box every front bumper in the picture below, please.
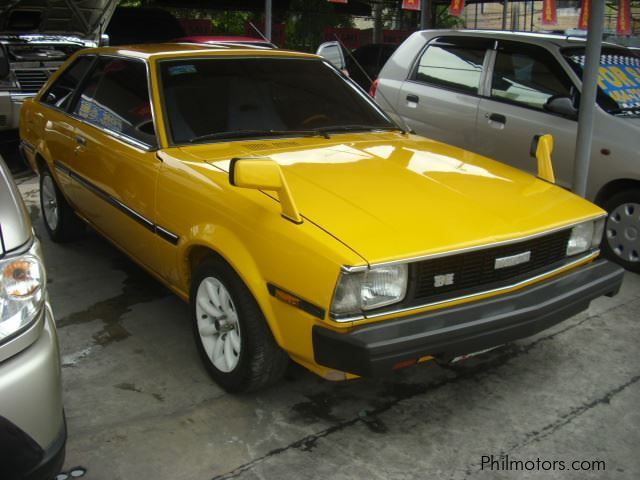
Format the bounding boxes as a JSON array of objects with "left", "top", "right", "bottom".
[
  {"left": 313, "top": 259, "right": 624, "bottom": 376},
  {"left": 0, "top": 304, "right": 66, "bottom": 479},
  {"left": 0, "top": 91, "right": 33, "bottom": 131}
]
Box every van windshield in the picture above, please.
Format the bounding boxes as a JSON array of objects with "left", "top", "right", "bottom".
[{"left": 563, "top": 46, "right": 640, "bottom": 116}]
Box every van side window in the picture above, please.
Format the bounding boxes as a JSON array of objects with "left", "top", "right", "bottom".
[
  {"left": 412, "top": 45, "right": 485, "bottom": 94},
  {"left": 491, "top": 46, "right": 573, "bottom": 110},
  {"left": 41, "top": 56, "right": 94, "bottom": 111},
  {"left": 72, "top": 56, "right": 156, "bottom": 147}
]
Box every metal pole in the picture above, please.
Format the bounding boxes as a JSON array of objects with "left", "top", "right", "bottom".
[
  {"left": 420, "top": 0, "right": 429, "bottom": 30},
  {"left": 502, "top": 0, "right": 508, "bottom": 31},
  {"left": 573, "top": 0, "right": 605, "bottom": 197},
  {"left": 265, "top": 0, "right": 272, "bottom": 42}
]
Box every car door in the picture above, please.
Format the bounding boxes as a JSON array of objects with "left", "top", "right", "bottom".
[
  {"left": 36, "top": 55, "right": 96, "bottom": 203},
  {"left": 65, "top": 55, "right": 162, "bottom": 271},
  {"left": 476, "top": 40, "right": 578, "bottom": 188},
  {"left": 394, "top": 36, "right": 492, "bottom": 150}
]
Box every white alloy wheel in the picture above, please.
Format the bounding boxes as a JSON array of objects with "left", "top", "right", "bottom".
[
  {"left": 195, "top": 277, "right": 242, "bottom": 373},
  {"left": 41, "top": 174, "right": 59, "bottom": 231}
]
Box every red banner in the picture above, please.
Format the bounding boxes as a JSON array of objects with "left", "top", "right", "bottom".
[
  {"left": 327, "top": 0, "right": 348, "bottom": 4},
  {"left": 449, "top": 0, "right": 465, "bottom": 17},
  {"left": 578, "top": 0, "right": 591, "bottom": 30},
  {"left": 617, "top": 0, "right": 632, "bottom": 35},
  {"left": 402, "top": 0, "right": 421, "bottom": 11},
  {"left": 542, "top": 0, "right": 557, "bottom": 25}
]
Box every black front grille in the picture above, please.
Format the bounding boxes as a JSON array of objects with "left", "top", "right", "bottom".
[
  {"left": 15, "top": 69, "right": 49, "bottom": 93},
  {"left": 411, "top": 229, "right": 572, "bottom": 303}
]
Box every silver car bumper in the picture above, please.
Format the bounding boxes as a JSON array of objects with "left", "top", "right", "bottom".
[
  {"left": 0, "top": 91, "right": 34, "bottom": 131},
  {"left": 0, "top": 302, "right": 66, "bottom": 479}
]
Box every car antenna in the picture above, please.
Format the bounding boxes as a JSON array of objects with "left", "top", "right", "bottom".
[
  {"left": 332, "top": 34, "right": 412, "bottom": 135},
  {"left": 249, "top": 22, "right": 276, "bottom": 47}
]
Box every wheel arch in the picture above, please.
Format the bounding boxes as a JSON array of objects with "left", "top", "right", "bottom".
[
  {"left": 180, "top": 232, "right": 285, "bottom": 348},
  {"left": 594, "top": 178, "right": 640, "bottom": 207}
]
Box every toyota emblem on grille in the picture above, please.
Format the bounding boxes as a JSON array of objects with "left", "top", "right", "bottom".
[{"left": 494, "top": 251, "right": 532, "bottom": 269}]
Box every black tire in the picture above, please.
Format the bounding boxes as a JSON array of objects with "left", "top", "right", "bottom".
[
  {"left": 190, "top": 256, "right": 289, "bottom": 393},
  {"left": 600, "top": 189, "right": 640, "bottom": 273},
  {"left": 39, "top": 168, "right": 83, "bottom": 242}
]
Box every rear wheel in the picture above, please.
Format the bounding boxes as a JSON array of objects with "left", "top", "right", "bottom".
[
  {"left": 39, "top": 169, "right": 83, "bottom": 242},
  {"left": 600, "top": 189, "right": 640, "bottom": 273},
  {"left": 190, "top": 256, "right": 289, "bottom": 393}
]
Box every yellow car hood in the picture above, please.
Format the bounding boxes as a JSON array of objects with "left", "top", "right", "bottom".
[{"left": 184, "top": 132, "right": 603, "bottom": 265}]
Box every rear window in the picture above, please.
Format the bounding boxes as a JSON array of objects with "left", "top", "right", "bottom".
[
  {"left": 563, "top": 47, "right": 640, "bottom": 115},
  {"left": 412, "top": 44, "right": 485, "bottom": 94},
  {"left": 159, "top": 57, "right": 394, "bottom": 145}
]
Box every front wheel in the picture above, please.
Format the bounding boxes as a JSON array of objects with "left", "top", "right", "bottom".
[
  {"left": 600, "top": 189, "right": 640, "bottom": 273},
  {"left": 190, "top": 256, "right": 289, "bottom": 393}
]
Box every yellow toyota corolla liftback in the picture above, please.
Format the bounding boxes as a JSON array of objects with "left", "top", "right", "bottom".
[{"left": 20, "top": 44, "right": 624, "bottom": 392}]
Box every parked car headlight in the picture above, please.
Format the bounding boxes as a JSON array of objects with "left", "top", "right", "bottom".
[
  {"left": 567, "top": 218, "right": 605, "bottom": 256},
  {"left": 0, "top": 241, "right": 45, "bottom": 343},
  {"left": 331, "top": 264, "right": 408, "bottom": 317}
]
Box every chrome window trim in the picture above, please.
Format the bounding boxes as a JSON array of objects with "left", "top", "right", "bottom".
[
  {"left": 333, "top": 250, "right": 599, "bottom": 324},
  {"left": 340, "top": 215, "right": 606, "bottom": 272},
  {"left": 40, "top": 53, "right": 159, "bottom": 152}
]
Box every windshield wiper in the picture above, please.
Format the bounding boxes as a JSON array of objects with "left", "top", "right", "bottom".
[
  {"left": 188, "top": 129, "right": 330, "bottom": 144},
  {"left": 316, "top": 124, "right": 406, "bottom": 134}
]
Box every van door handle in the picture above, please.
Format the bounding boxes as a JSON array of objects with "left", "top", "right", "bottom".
[
  {"left": 75, "top": 135, "right": 87, "bottom": 146},
  {"left": 406, "top": 94, "right": 419, "bottom": 104},
  {"left": 487, "top": 113, "right": 506, "bottom": 125}
]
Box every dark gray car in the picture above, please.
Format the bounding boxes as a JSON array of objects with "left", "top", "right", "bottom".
[
  {"left": 0, "top": 156, "right": 65, "bottom": 479},
  {"left": 374, "top": 30, "right": 640, "bottom": 272}
]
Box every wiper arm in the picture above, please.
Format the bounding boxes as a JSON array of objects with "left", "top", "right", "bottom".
[{"left": 188, "top": 129, "right": 329, "bottom": 143}]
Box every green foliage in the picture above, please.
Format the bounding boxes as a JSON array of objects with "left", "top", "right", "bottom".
[{"left": 284, "top": 0, "right": 354, "bottom": 52}]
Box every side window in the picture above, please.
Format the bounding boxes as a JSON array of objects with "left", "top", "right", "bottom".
[
  {"left": 491, "top": 45, "right": 573, "bottom": 111},
  {"left": 41, "top": 56, "right": 94, "bottom": 110},
  {"left": 412, "top": 44, "right": 485, "bottom": 94},
  {"left": 72, "top": 57, "right": 156, "bottom": 147}
]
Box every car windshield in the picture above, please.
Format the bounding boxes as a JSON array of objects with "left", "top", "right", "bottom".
[
  {"left": 159, "top": 57, "right": 397, "bottom": 144},
  {"left": 563, "top": 46, "right": 640, "bottom": 116}
]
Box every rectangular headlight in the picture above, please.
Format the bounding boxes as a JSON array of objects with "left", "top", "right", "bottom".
[
  {"left": 567, "top": 218, "right": 605, "bottom": 256},
  {"left": 331, "top": 264, "right": 408, "bottom": 317}
]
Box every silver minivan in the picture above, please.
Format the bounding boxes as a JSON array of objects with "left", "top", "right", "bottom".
[
  {"left": 0, "top": 156, "right": 65, "bottom": 479},
  {"left": 374, "top": 30, "right": 640, "bottom": 272}
]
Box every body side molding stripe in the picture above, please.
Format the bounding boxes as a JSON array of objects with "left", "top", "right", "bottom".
[{"left": 52, "top": 160, "right": 180, "bottom": 245}]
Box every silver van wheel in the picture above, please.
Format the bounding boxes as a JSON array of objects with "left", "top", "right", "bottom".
[
  {"left": 195, "top": 277, "right": 242, "bottom": 373},
  {"left": 41, "top": 174, "right": 59, "bottom": 231},
  {"left": 605, "top": 202, "right": 640, "bottom": 264}
]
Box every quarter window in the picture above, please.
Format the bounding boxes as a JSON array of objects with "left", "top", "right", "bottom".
[
  {"left": 72, "top": 57, "right": 156, "bottom": 147},
  {"left": 413, "top": 44, "right": 485, "bottom": 94},
  {"left": 41, "top": 56, "right": 94, "bottom": 110},
  {"left": 491, "top": 47, "right": 573, "bottom": 110}
]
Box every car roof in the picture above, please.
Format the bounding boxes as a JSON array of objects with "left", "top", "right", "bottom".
[
  {"left": 421, "top": 29, "right": 624, "bottom": 49},
  {"left": 77, "top": 43, "right": 316, "bottom": 61}
]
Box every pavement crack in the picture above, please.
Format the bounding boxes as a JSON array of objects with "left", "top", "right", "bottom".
[{"left": 503, "top": 374, "right": 640, "bottom": 454}]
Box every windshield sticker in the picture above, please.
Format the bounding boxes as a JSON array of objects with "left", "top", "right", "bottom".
[{"left": 168, "top": 64, "right": 197, "bottom": 76}]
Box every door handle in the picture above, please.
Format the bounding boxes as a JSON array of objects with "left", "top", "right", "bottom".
[
  {"left": 406, "top": 94, "right": 419, "bottom": 104},
  {"left": 486, "top": 113, "right": 506, "bottom": 125},
  {"left": 75, "top": 135, "right": 87, "bottom": 146}
]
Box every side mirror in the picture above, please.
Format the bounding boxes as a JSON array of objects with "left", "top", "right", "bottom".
[
  {"left": 530, "top": 134, "right": 556, "bottom": 184},
  {"left": 229, "top": 157, "right": 302, "bottom": 224},
  {"left": 544, "top": 96, "right": 578, "bottom": 119},
  {"left": 100, "top": 34, "right": 110, "bottom": 47}
]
